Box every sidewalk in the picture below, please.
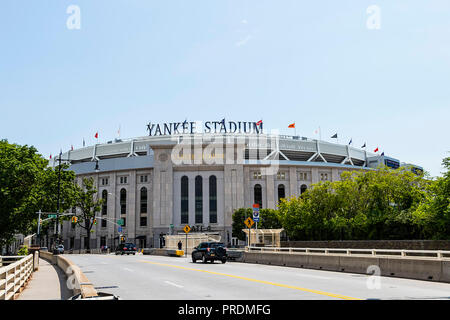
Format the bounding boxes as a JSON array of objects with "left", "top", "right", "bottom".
[{"left": 18, "top": 258, "right": 72, "bottom": 300}]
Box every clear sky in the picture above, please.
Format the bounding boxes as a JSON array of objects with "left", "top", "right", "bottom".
[{"left": 0, "top": 1, "right": 449, "bottom": 177}]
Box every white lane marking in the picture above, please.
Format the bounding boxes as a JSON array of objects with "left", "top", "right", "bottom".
[
  {"left": 123, "top": 267, "right": 134, "bottom": 272},
  {"left": 164, "top": 281, "right": 184, "bottom": 288},
  {"left": 101, "top": 262, "right": 108, "bottom": 265}
]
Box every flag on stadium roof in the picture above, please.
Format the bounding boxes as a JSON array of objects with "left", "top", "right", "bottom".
[
  {"left": 331, "top": 133, "right": 338, "bottom": 139},
  {"left": 361, "top": 142, "right": 366, "bottom": 148},
  {"left": 374, "top": 147, "right": 379, "bottom": 152},
  {"left": 348, "top": 138, "right": 352, "bottom": 145},
  {"left": 256, "top": 120, "right": 262, "bottom": 126},
  {"left": 95, "top": 132, "right": 98, "bottom": 139},
  {"left": 288, "top": 123, "right": 295, "bottom": 128}
]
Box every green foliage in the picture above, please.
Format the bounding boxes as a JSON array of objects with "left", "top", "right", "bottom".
[
  {"left": 17, "top": 245, "right": 28, "bottom": 256},
  {"left": 72, "top": 177, "right": 103, "bottom": 250},
  {"left": 232, "top": 208, "right": 282, "bottom": 241},
  {"left": 277, "top": 161, "right": 450, "bottom": 241},
  {"left": 0, "top": 140, "right": 78, "bottom": 247},
  {"left": 232, "top": 208, "right": 252, "bottom": 241}
]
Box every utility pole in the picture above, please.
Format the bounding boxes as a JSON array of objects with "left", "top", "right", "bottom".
[{"left": 55, "top": 151, "right": 62, "bottom": 251}]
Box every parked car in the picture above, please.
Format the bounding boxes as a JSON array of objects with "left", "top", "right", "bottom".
[
  {"left": 115, "top": 243, "right": 137, "bottom": 255},
  {"left": 191, "top": 242, "right": 227, "bottom": 264},
  {"left": 56, "top": 244, "right": 64, "bottom": 254}
]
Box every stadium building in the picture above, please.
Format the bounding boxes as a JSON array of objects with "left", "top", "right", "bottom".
[{"left": 53, "top": 120, "right": 422, "bottom": 250}]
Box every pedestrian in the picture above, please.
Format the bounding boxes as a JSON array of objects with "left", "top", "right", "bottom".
[{"left": 178, "top": 240, "right": 182, "bottom": 250}]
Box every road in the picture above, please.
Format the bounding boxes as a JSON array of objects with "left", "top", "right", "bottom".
[{"left": 65, "top": 254, "right": 450, "bottom": 300}]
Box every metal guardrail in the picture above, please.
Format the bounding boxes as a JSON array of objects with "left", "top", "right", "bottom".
[
  {"left": 0, "top": 255, "right": 34, "bottom": 300},
  {"left": 245, "top": 247, "right": 450, "bottom": 259}
]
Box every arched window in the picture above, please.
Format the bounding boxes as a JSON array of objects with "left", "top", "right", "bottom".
[
  {"left": 278, "top": 184, "right": 285, "bottom": 203},
  {"left": 101, "top": 190, "right": 108, "bottom": 215},
  {"left": 120, "top": 188, "right": 127, "bottom": 215},
  {"left": 209, "top": 176, "right": 217, "bottom": 224},
  {"left": 195, "top": 176, "right": 203, "bottom": 224},
  {"left": 181, "top": 176, "right": 189, "bottom": 224},
  {"left": 140, "top": 187, "right": 147, "bottom": 214},
  {"left": 300, "top": 184, "right": 308, "bottom": 195},
  {"left": 254, "top": 184, "right": 262, "bottom": 208}
]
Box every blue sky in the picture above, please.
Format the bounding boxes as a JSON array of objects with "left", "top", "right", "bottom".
[{"left": 0, "top": 1, "right": 449, "bottom": 177}]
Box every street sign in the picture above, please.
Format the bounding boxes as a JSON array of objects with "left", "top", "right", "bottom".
[
  {"left": 117, "top": 219, "right": 124, "bottom": 226},
  {"left": 244, "top": 217, "right": 254, "bottom": 228},
  {"left": 183, "top": 225, "right": 191, "bottom": 234},
  {"left": 49, "top": 214, "right": 57, "bottom": 219},
  {"left": 118, "top": 226, "right": 122, "bottom": 233},
  {"left": 252, "top": 206, "right": 260, "bottom": 222}
]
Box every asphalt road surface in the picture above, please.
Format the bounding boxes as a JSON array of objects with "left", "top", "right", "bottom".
[{"left": 65, "top": 254, "right": 450, "bottom": 300}]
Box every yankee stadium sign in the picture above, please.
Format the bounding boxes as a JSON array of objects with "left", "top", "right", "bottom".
[{"left": 146, "top": 119, "right": 263, "bottom": 136}]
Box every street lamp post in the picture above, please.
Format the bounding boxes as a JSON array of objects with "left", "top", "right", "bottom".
[
  {"left": 53, "top": 153, "right": 98, "bottom": 254},
  {"left": 54, "top": 151, "right": 63, "bottom": 254}
]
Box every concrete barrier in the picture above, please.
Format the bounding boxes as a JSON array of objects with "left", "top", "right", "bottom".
[
  {"left": 39, "top": 252, "right": 98, "bottom": 299},
  {"left": 241, "top": 251, "right": 450, "bottom": 283},
  {"left": 378, "top": 257, "right": 443, "bottom": 282}
]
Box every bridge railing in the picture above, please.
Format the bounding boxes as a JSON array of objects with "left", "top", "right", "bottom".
[
  {"left": 245, "top": 246, "right": 450, "bottom": 259},
  {"left": 0, "top": 255, "right": 33, "bottom": 300}
]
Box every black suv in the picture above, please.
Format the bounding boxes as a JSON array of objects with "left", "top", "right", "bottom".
[
  {"left": 192, "top": 242, "right": 227, "bottom": 264},
  {"left": 115, "top": 243, "right": 137, "bottom": 255}
]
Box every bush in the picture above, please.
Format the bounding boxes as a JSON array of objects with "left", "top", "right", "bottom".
[{"left": 18, "top": 245, "right": 28, "bottom": 256}]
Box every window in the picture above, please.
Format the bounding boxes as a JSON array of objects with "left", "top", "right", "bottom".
[
  {"left": 84, "top": 237, "right": 89, "bottom": 249},
  {"left": 101, "top": 178, "right": 109, "bottom": 186},
  {"left": 181, "top": 176, "right": 189, "bottom": 224},
  {"left": 101, "top": 190, "right": 108, "bottom": 215},
  {"left": 120, "top": 188, "right": 127, "bottom": 215},
  {"left": 300, "top": 184, "right": 308, "bottom": 195},
  {"left": 209, "top": 175, "right": 217, "bottom": 224},
  {"left": 122, "top": 217, "right": 126, "bottom": 227},
  {"left": 253, "top": 171, "right": 262, "bottom": 180},
  {"left": 140, "top": 175, "right": 148, "bottom": 183},
  {"left": 140, "top": 187, "right": 148, "bottom": 214},
  {"left": 70, "top": 237, "right": 74, "bottom": 249},
  {"left": 119, "top": 176, "right": 128, "bottom": 184},
  {"left": 298, "top": 172, "right": 308, "bottom": 180},
  {"left": 278, "top": 184, "right": 285, "bottom": 203},
  {"left": 254, "top": 184, "right": 262, "bottom": 208},
  {"left": 320, "top": 173, "right": 328, "bottom": 181},
  {"left": 277, "top": 172, "right": 286, "bottom": 180},
  {"left": 140, "top": 216, "right": 147, "bottom": 227},
  {"left": 101, "top": 219, "right": 107, "bottom": 228},
  {"left": 100, "top": 237, "right": 106, "bottom": 247},
  {"left": 195, "top": 176, "right": 203, "bottom": 224}
]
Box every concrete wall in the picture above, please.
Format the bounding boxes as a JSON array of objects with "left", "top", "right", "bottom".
[{"left": 242, "top": 252, "right": 450, "bottom": 283}]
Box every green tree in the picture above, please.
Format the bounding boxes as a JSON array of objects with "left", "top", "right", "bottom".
[
  {"left": 73, "top": 177, "right": 103, "bottom": 252},
  {"left": 232, "top": 208, "right": 252, "bottom": 241},
  {"left": 259, "top": 208, "right": 282, "bottom": 229},
  {"left": 413, "top": 155, "right": 450, "bottom": 239},
  {"left": 278, "top": 165, "right": 430, "bottom": 241},
  {"left": 0, "top": 140, "right": 47, "bottom": 248}
]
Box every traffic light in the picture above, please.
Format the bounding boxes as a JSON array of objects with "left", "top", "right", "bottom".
[
  {"left": 71, "top": 216, "right": 77, "bottom": 223},
  {"left": 120, "top": 236, "right": 125, "bottom": 242},
  {"left": 93, "top": 219, "right": 97, "bottom": 225}
]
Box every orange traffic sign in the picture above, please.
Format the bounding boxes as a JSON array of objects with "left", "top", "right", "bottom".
[
  {"left": 183, "top": 225, "right": 191, "bottom": 234},
  {"left": 244, "top": 217, "right": 254, "bottom": 228}
]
